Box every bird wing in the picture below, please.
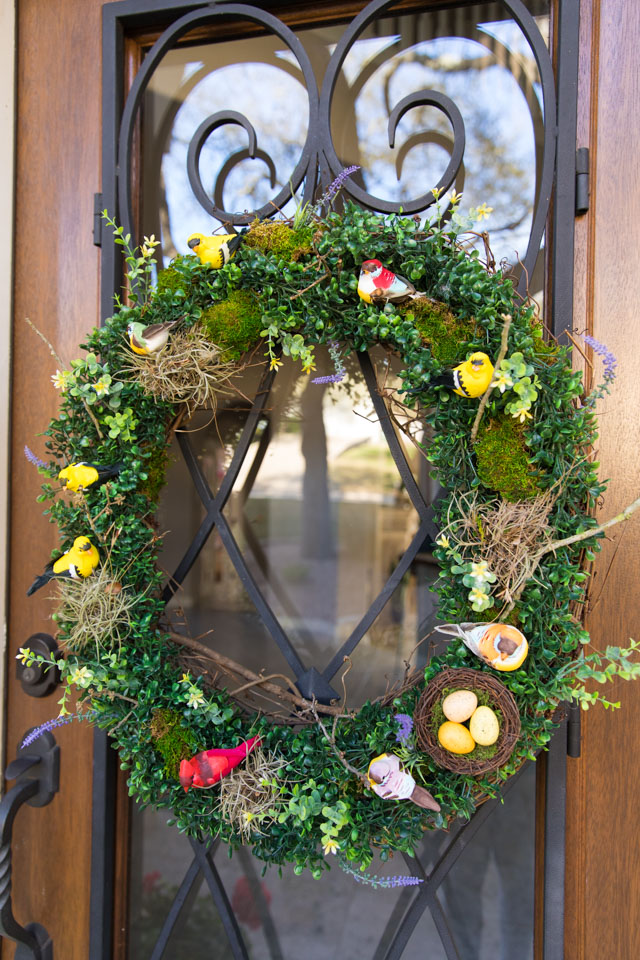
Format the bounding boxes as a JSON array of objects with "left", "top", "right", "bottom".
[{"left": 141, "top": 322, "right": 176, "bottom": 339}]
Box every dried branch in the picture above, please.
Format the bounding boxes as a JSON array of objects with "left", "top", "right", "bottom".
[
  {"left": 167, "top": 631, "right": 353, "bottom": 718},
  {"left": 470, "top": 313, "right": 512, "bottom": 443}
]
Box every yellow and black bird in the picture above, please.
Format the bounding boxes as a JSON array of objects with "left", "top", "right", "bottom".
[
  {"left": 27, "top": 536, "right": 100, "bottom": 596},
  {"left": 58, "top": 462, "right": 123, "bottom": 494},
  {"left": 187, "top": 232, "right": 243, "bottom": 269},
  {"left": 432, "top": 352, "right": 494, "bottom": 398}
]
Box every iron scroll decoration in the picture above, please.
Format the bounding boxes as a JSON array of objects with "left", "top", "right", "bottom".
[{"left": 117, "top": 0, "right": 557, "bottom": 293}]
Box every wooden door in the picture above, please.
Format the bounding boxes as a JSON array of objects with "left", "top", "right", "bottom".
[
  {"left": 4, "top": 1, "right": 639, "bottom": 958},
  {"left": 4, "top": 1, "right": 108, "bottom": 958}
]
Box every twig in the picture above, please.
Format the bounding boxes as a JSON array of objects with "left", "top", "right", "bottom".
[
  {"left": 309, "top": 700, "right": 370, "bottom": 786},
  {"left": 168, "top": 631, "right": 353, "bottom": 718},
  {"left": 509, "top": 493, "right": 640, "bottom": 603},
  {"left": 470, "top": 313, "right": 512, "bottom": 443}
]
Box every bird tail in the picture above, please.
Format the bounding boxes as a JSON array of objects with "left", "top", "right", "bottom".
[
  {"left": 97, "top": 463, "right": 124, "bottom": 483},
  {"left": 227, "top": 234, "right": 243, "bottom": 256},
  {"left": 27, "top": 571, "right": 53, "bottom": 596}
]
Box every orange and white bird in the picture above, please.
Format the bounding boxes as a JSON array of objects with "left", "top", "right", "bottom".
[{"left": 357, "top": 260, "right": 425, "bottom": 306}]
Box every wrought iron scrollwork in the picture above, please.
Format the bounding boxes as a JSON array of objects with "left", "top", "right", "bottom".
[{"left": 117, "top": 0, "right": 557, "bottom": 292}]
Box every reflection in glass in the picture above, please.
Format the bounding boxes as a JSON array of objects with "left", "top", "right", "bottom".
[{"left": 158, "top": 346, "right": 439, "bottom": 705}]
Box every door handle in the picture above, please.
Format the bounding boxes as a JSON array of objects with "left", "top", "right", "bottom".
[{"left": 0, "top": 729, "right": 60, "bottom": 959}]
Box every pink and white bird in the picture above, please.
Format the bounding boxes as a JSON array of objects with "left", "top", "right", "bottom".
[{"left": 357, "top": 259, "right": 425, "bottom": 305}]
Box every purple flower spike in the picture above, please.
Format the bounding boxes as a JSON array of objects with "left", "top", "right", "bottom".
[
  {"left": 394, "top": 713, "right": 414, "bottom": 744},
  {"left": 311, "top": 373, "right": 345, "bottom": 385},
  {"left": 583, "top": 335, "right": 617, "bottom": 381},
  {"left": 21, "top": 715, "right": 75, "bottom": 748},
  {"left": 24, "top": 445, "right": 48, "bottom": 469}
]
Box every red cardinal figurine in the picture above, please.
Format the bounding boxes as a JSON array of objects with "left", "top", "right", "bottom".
[
  {"left": 357, "top": 260, "right": 426, "bottom": 305},
  {"left": 179, "top": 736, "right": 260, "bottom": 792}
]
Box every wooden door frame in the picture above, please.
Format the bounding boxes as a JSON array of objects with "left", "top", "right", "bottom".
[{"left": 5, "top": 2, "right": 639, "bottom": 959}]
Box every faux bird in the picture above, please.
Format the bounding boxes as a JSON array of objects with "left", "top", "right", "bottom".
[
  {"left": 179, "top": 735, "right": 261, "bottom": 792},
  {"left": 437, "top": 622, "right": 529, "bottom": 671},
  {"left": 357, "top": 259, "right": 425, "bottom": 306},
  {"left": 127, "top": 320, "right": 177, "bottom": 356},
  {"left": 368, "top": 753, "right": 441, "bottom": 812},
  {"left": 27, "top": 535, "right": 100, "bottom": 596},
  {"left": 432, "top": 352, "right": 494, "bottom": 398},
  {"left": 58, "top": 462, "right": 123, "bottom": 493},
  {"left": 187, "top": 232, "right": 243, "bottom": 269}
]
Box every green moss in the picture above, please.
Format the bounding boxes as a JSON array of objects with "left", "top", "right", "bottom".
[
  {"left": 201, "top": 289, "right": 264, "bottom": 362},
  {"left": 150, "top": 708, "right": 199, "bottom": 779},
  {"left": 475, "top": 415, "right": 540, "bottom": 501},
  {"left": 531, "top": 324, "right": 561, "bottom": 364},
  {"left": 244, "top": 219, "right": 313, "bottom": 261},
  {"left": 139, "top": 445, "right": 170, "bottom": 501},
  {"left": 406, "top": 299, "right": 478, "bottom": 365},
  {"left": 155, "top": 256, "right": 191, "bottom": 296}
]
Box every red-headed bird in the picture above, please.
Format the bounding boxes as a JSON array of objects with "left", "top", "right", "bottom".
[
  {"left": 358, "top": 260, "right": 426, "bottom": 305},
  {"left": 179, "top": 736, "right": 260, "bottom": 792}
]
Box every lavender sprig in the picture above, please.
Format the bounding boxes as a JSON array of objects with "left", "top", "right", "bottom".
[
  {"left": 319, "top": 165, "right": 360, "bottom": 207},
  {"left": 312, "top": 341, "right": 347, "bottom": 385},
  {"left": 21, "top": 715, "right": 77, "bottom": 748},
  {"left": 24, "top": 445, "right": 48, "bottom": 470},
  {"left": 583, "top": 335, "right": 618, "bottom": 406},
  {"left": 338, "top": 856, "right": 423, "bottom": 889},
  {"left": 394, "top": 713, "right": 414, "bottom": 745}
]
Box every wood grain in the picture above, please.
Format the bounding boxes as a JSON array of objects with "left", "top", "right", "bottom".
[
  {"left": 566, "top": 2, "right": 640, "bottom": 959},
  {"left": 2, "top": 1, "right": 125, "bottom": 957}
]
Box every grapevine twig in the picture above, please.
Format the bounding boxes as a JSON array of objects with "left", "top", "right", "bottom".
[{"left": 470, "top": 313, "right": 512, "bottom": 443}]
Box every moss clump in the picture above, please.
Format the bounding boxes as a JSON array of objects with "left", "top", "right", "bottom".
[
  {"left": 155, "top": 256, "right": 191, "bottom": 297},
  {"left": 201, "top": 290, "right": 264, "bottom": 362},
  {"left": 406, "top": 299, "right": 478, "bottom": 365},
  {"left": 475, "top": 415, "right": 540, "bottom": 502},
  {"left": 150, "top": 708, "right": 199, "bottom": 778},
  {"left": 139, "top": 445, "right": 170, "bottom": 501},
  {"left": 531, "top": 325, "right": 561, "bottom": 364},
  {"left": 244, "top": 219, "right": 313, "bottom": 261}
]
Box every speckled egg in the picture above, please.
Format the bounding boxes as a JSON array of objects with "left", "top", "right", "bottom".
[
  {"left": 437, "top": 721, "right": 476, "bottom": 755},
  {"left": 469, "top": 706, "right": 500, "bottom": 746},
  {"left": 442, "top": 690, "right": 478, "bottom": 723}
]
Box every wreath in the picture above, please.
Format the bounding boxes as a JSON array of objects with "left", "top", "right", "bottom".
[{"left": 21, "top": 189, "right": 640, "bottom": 882}]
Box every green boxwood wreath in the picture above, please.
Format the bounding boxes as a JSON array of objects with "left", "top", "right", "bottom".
[{"left": 31, "top": 201, "right": 628, "bottom": 879}]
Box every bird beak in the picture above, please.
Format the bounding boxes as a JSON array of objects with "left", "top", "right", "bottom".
[
  {"left": 179, "top": 760, "right": 194, "bottom": 792},
  {"left": 187, "top": 237, "right": 200, "bottom": 250}
]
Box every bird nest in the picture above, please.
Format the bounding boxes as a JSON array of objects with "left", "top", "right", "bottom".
[
  {"left": 54, "top": 566, "right": 135, "bottom": 656},
  {"left": 123, "top": 325, "right": 237, "bottom": 413},
  {"left": 440, "top": 489, "right": 557, "bottom": 606},
  {"left": 414, "top": 668, "right": 521, "bottom": 775}
]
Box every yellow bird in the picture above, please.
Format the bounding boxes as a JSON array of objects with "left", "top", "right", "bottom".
[
  {"left": 187, "top": 232, "right": 243, "bottom": 269},
  {"left": 432, "top": 352, "right": 494, "bottom": 398},
  {"left": 27, "top": 536, "right": 100, "bottom": 595},
  {"left": 58, "top": 462, "right": 123, "bottom": 493}
]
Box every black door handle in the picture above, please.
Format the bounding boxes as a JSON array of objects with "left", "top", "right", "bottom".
[{"left": 0, "top": 729, "right": 60, "bottom": 959}]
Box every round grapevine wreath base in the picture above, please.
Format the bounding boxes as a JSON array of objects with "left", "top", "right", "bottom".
[{"left": 27, "top": 199, "right": 632, "bottom": 879}]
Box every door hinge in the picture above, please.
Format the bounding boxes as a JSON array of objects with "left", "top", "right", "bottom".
[
  {"left": 567, "top": 701, "right": 581, "bottom": 757},
  {"left": 93, "top": 192, "right": 103, "bottom": 246},
  {"left": 575, "top": 147, "right": 589, "bottom": 215}
]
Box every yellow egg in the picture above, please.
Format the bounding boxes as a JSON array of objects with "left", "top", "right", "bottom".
[
  {"left": 438, "top": 721, "right": 476, "bottom": 755},
  {"left": 469, "top": 706, "right": 500, "bottom": 746},
  {"left": 442, "top": 690, "right": 478, "bottom": 723}
]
